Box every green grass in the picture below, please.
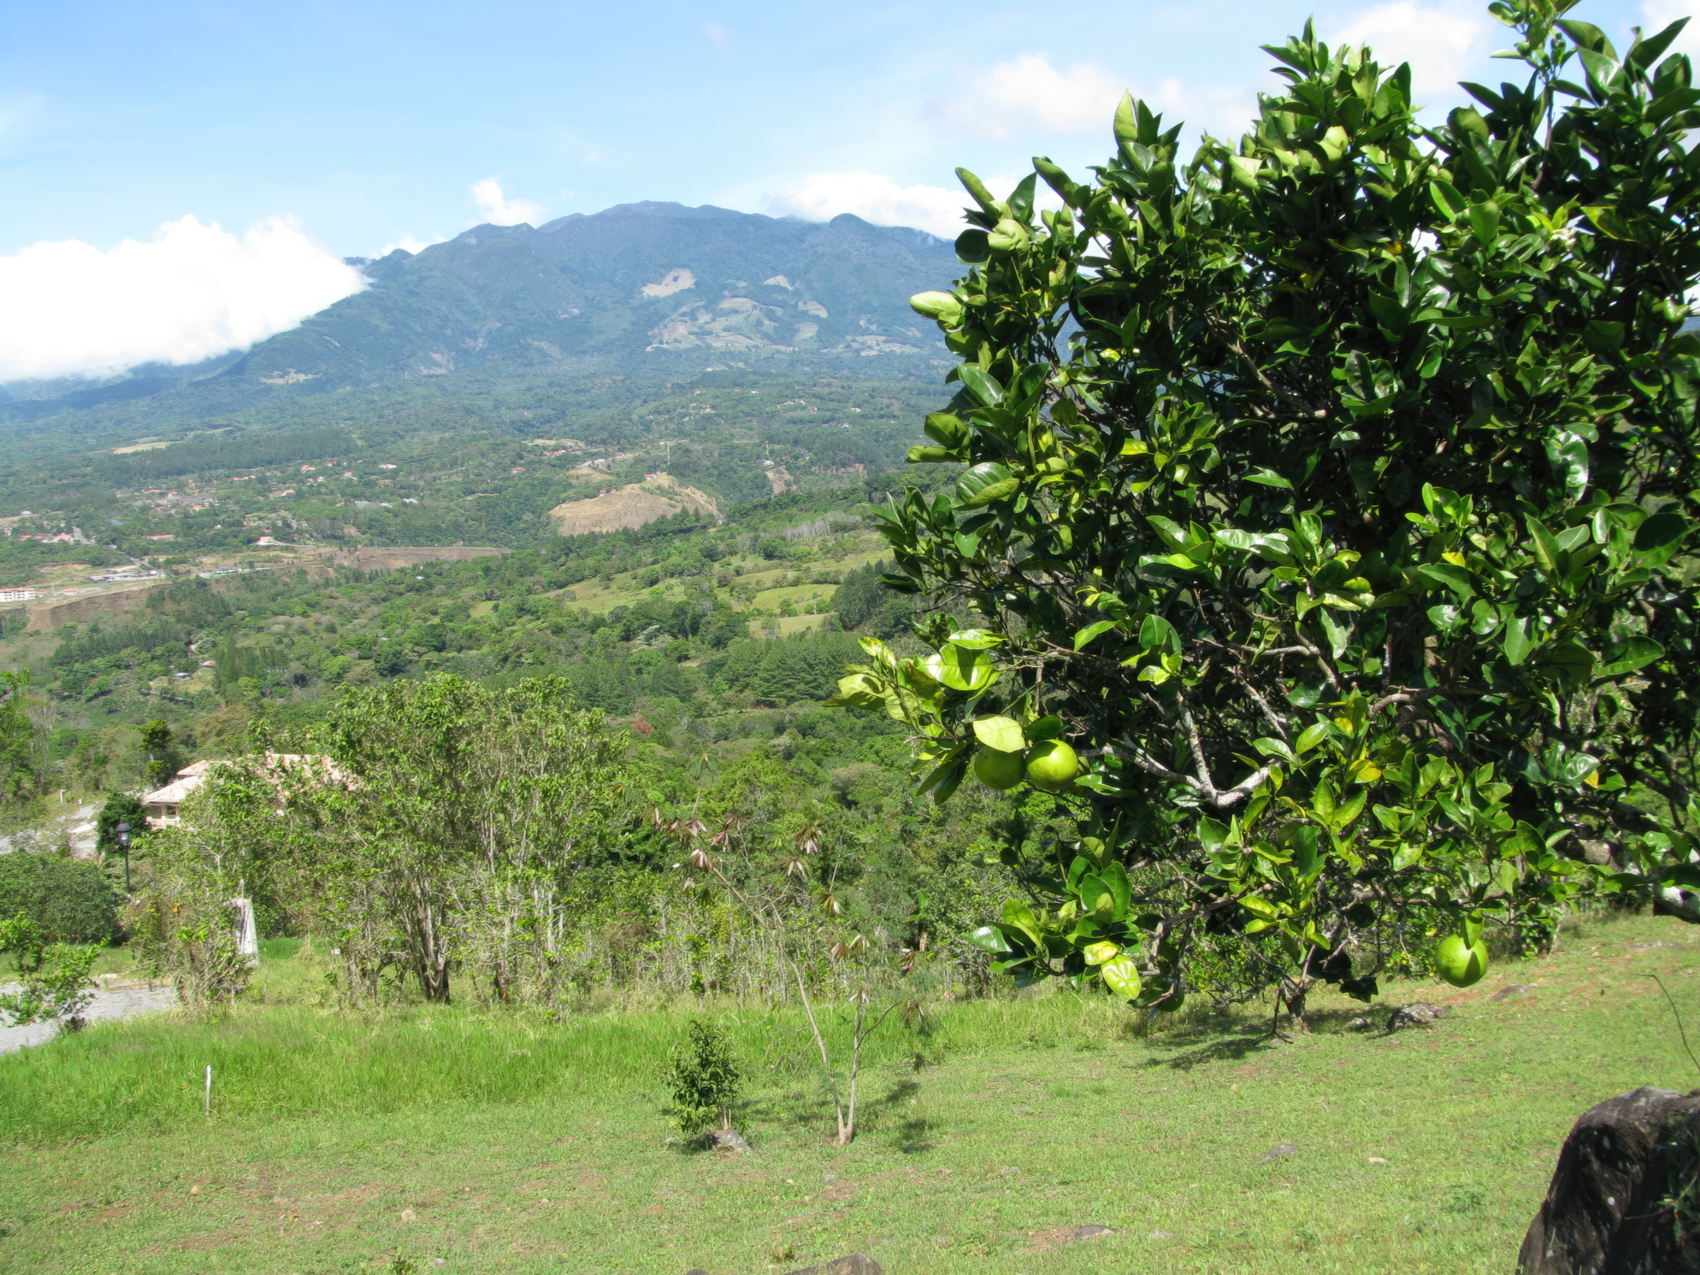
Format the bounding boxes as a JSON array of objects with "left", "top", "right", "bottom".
[
  {"left": 748, "top": 613, "right": 833, "bottom": 637},
  {"left": 1, "top": 912, "right": 1696, "bottom": 1273},
  {"left": 751, "top": 583, "right": 837, "bottom": 613}
]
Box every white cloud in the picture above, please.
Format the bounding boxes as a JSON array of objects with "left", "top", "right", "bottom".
[
  {"left": 470, "top": 178, "right": 543, "bottom": 226},
  {"left": 1329, "top": 2, "right": 1494, "bottom": 107},
  {"left": 931, "top": 53, "right": 1255, "bottom": 144},
  {"left": 933, "top": 54, "right": 1126, "bottom": 141},
  {"left": 701, "top": 21, "right": 730, "bottom": 47},
  {"left": 0, "top": 215, "right": 366, "bottom": 383},
  {"left": 767, "top": 172, "right": 973, "bottom": 239},
  {"left": 1641, "top": 0, "right": 1700, "bottom": 60}
]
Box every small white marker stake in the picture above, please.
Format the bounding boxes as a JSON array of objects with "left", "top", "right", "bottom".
[{"left": 204, "top": 1065, "right": 212, "bottom": 1117}]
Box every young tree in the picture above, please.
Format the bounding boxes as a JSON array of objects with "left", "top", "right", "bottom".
[
  {"left": 137, "top": 718, "right": 181, "bottom": 789},
  {"left": 842, "top": 0, "right": 1700, "bottom": 1026},
  {"left": 182, "top": 674, "right": 630, "bottom": 1004}
]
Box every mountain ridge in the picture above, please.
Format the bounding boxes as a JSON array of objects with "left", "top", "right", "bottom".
[{"left": 0, "top": 202, "right": 962, "bottom": 438}]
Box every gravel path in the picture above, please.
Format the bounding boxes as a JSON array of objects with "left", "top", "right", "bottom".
[{"left": 0, "top": 979, "right": 178, "bottom": 1054}]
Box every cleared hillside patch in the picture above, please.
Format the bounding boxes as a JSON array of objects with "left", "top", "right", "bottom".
[{"left": 546, "top": 474, "right": 719, "bottom": 536}]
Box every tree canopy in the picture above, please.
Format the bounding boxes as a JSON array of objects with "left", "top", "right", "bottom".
[{"left": 841, "top": 0, "right": 1700, "bottom": 1022}]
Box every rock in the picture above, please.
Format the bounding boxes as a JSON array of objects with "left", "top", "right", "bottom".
[
  {"left": 1072, "top": 1225, "right": 1112, "bottom": 1240},
  {"left": 1629, "top": 941, "right": 1681, "bottom": 951},
  {"left": 1148, "top": 1229, "right": 1173, "bottom": 1240},
  {"left": 1386, "top": 1003, "right": 1449, "bottom": 1033},
  {"left": 1518, "top": 1085, "right": 1700, "bottom": 1274},
  {"left": 1492, "top": 984, "right": 1537, "bottom": 1002},
  {"left": 1368, "top": 1157, "right": 1389, "bottom": 1165},
  {"left": 1262, "top": 1143, "right": 1299, "bottom": 1161},
  {"left": 1347, "top": 1016, "right": 1374, "bottom": 1032},
  {"left": 784, "top": 1255, "right": 882, "bottom": 1275},
  {"left": 704, "top": 1126, "right": 751, "bottom": 1154}
]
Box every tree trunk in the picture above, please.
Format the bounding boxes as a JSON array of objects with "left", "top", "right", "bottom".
[{"left": 1278, "top": 976, "right": 1311, "bottom": 1035}]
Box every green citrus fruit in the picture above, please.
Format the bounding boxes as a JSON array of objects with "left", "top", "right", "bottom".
[
  {"left": 1024, "top": 740, "right": 1081, "bottom": 791},
  {"left": 1435, "top": 935, "right": 1489, "bottom": 987},
  {"left": 973, "top": 748, "right": 1025, "bottom": 790}
]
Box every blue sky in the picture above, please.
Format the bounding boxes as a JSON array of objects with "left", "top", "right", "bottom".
[{"left": 0, "top": 0, "right": 1677, "bottom": 380}]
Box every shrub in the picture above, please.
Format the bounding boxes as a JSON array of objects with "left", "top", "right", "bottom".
[
  {"left": 0, "top": 851, "right": 122, "bottom": 946},
  {"left": 663, "top": 1018, "right": 742, "bottom": 1137}
]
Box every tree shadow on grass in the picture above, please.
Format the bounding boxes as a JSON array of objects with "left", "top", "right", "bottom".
[
  {"left": 1124, "top": 1007, "right": 1276, "bottom": 1071},
  {"left": 1138, "top": 1027, "right": 1273, "bottom": 1071},
  {"left": 735, "top": 1075, "right": 931, "bottom": 1148}
]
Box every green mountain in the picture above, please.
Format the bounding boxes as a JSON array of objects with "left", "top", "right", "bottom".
[{"left": 1, "top": 203, "right": 962, "bottom": 441}]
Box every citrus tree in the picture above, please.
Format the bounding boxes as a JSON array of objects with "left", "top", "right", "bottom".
[{"left": 837, "top": 0, "right": 1700, "bottom": 1026}]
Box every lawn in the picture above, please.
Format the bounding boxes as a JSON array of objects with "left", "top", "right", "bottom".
[{"left": 0, "top": 912, "right": 1694, "bottom": 1274}]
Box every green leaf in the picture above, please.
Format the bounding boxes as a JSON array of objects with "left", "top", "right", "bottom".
[
  {"left": 909, "top": 291, "right": 963, "bottom": 324},
  {"left": 1082, "top": 940, "right": 1120, "bottom": 966},
  {"left": 1112, "top": 92, "right": 1138, "bottom": 148},
  {"left": 1074, "top": 619, "right": 1119, "bottom": 650},
  {"left": 955, "top": 462, "right": 1019, "bottom": 510},
  {"left": 1100, "top": 954, "right": 1143, "bottom": 1000},
  {"left": 936, "top": 645, "right": 995, "bottom": 692},
  {"left": 1502, "top": 616, "right": 1535, "bottom": 667},
  {"left": 923, "top": 412, "right": 968, "bottom": 448},
  {"left": 972, "top": 715, "right": 1027, "bottom": 753},
  {"left": 956, "top": 167, "right": 1000, "bottom": 215},
  {"left": 1633, "top": 512, "right": 1688, "bottom": 559},
  {"left": 1100, "top": 861, "right": 1132, "bottom": 916},
  {"left": 946, "top": 629, "right": 1004, "bottom": 650},
  {"left": 1596, "top": 637, "right": 1663, "bottom": 680},
  {"left": 1137, "top": 614, "right": 1180, "bottom": 652},
  {"left": 966, "top": 925, "right": 1012, "bottom": 954},
  {"left": 1415, "top": 562, "right": 1474, "bottom": 598},
  {"left": 954, "top": 365, "right": 1004, "bottom": 407},
  {"left": 1295, "top": 722, "right": 1331, "bottom": 755},
  {"left": 1429, "top": 180, "right": 1467, "bottom": 221},
  {"left": 1002, "top": 897, "right": 1043, "bottom": 945}
]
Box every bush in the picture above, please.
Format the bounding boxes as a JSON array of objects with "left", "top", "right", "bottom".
[
  {"left": 663, "top": 1018, "right": 742, "bottom": 1137},
  {"left": 125, "top": 886, "right": 253, "bottom": 1012},
  {"left": 0, "top": 851, "right": 122, "bottom": 945}
]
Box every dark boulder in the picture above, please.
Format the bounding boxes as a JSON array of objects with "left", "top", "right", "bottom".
[{"left": 1519, "top": 1086, "right": 1700, "bottom": 1273}]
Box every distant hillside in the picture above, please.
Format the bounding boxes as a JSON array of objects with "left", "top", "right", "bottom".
[{"left": 0, "top": 203, "right": 962, "bottom": 443}]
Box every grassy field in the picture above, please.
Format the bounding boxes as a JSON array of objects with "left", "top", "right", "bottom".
[{"left": 0, "top": 913, "right": 1695, "bottom": 1273}]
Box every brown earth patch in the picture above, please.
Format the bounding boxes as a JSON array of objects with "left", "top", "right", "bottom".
[
  {"left": 25, "top": 580, "right": 166, "bottom": 631},
  {"left": 547, "top": 474, "right": 719, "bottom": 536}
]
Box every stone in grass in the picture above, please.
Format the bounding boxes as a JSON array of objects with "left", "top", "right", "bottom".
[
  {"left": 1262, "top": 1143, "right": 1299, "bottom": 1161},
  {"left": 704, "top": 1126, "right": 751, "bottom": 1154},
  {"left": 1385, "top": 1003, "right": 1450, "bottom": 1033},
  {"left": 783, "top": 1255, "right": 882, "bottom": 1275},
  {"left": 1071, "top": 1225, "right": 1113, "bottom": 1241},
  {"left": 1518, "top": 1086, "right": 1700, "bottom": 1274}
]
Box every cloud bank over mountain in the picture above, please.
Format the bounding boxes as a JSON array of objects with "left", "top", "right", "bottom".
[
  {"left": 0, "top": 216, "right": 366, "bottom": 382},
  {"left": 767, "top": 172, "right": 968, "bottom": 239}
]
